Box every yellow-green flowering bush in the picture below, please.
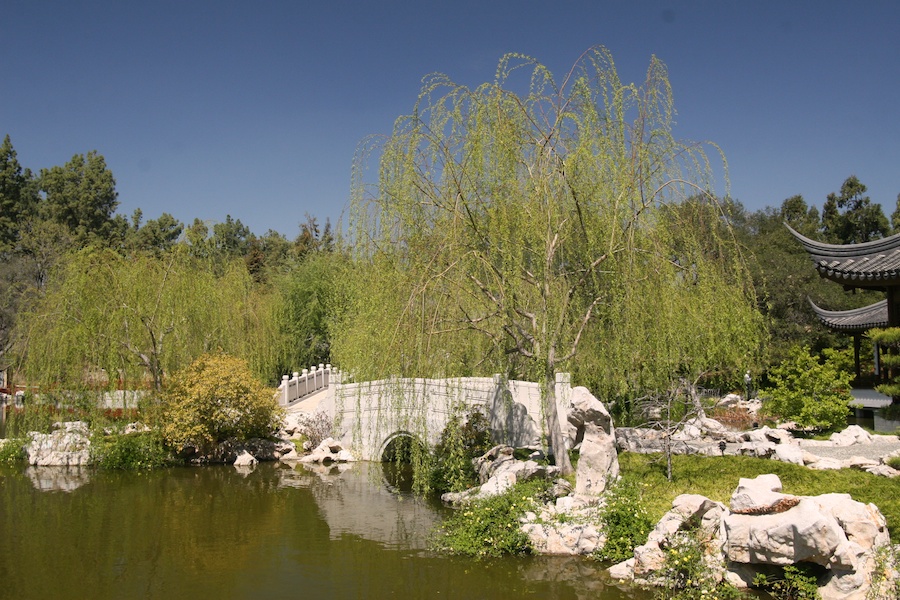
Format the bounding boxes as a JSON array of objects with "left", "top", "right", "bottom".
[{"left": 160, "top": 353, "right": 282, "bottom": 454}]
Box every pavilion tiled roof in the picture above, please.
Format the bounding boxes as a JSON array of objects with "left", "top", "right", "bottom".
[
  {"left": 808, "top": 298, "right": 888, "bottom": 332},
  {"left": 786, "top": 225, "right": 900, "bottom": 288}
]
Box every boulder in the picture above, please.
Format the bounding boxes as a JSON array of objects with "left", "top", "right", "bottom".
[
  {"left": 610, "top": 474, "right": 893, "bottom": 600},
  {"left": 567, "top": 386, "right": 613, "bottom": 437},
  {"left": 631, "top": 494, "right": 727, "bottom": 582},
  {"left": 729, "top": 474, "right": 799, "bottom": 514},
  {"left": 233, "top": 450, "right": 257, "bottom": 467},
  {"left": 442, "top": 445, "right": 559, "bottom": 504},
  {"left": 807, "top": 457, "right": 845, "bottom": 471},
  {"left": 738, "top": 440, "right": 777, "bottom": 459},
  {"left": 522, "top": 521, "right": 602, "bottom": 555},
  {"left": 773, "top": 443, "right": 805, "bottom": 465},
  {"left": 830, "top": 425, "right": 874, "bottom": 447},
  {"left": 574, "top": 422, "right": 619, "bottom": 496},
  {"left": 740, "top": 426, "right": 794, "bottom": 446},
  {"left": 25, "top": 421, "right": 91, "bottom": 466}
]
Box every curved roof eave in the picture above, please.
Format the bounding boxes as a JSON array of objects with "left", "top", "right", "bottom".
[
  {"left": 786, "top": 224, "right": 900, "bottom": 259},
  {"left": 808, "top": 297, "right": 888, "bottom": 332}
]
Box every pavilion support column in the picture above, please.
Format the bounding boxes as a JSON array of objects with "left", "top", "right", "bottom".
[{"left": 887, "top": 287, "right": 900, "bottom": 329}]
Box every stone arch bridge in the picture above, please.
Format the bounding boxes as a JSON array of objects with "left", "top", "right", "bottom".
[{"left": 276, "top": 365, "right": 574, "bottom": 460}]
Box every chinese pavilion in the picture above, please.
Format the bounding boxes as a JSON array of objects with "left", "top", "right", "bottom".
[{"left": 788, "top": 225, "right": 900, "bottom": 376}]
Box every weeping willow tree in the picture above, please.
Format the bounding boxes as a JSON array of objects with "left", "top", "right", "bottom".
[
  {"left": 11, "top": 247, "right": 281, "bottom": 393},
  {"left": 334, "top": 47, "right": 765, "bottom": 475}
]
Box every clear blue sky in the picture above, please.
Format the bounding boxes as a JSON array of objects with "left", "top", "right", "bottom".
[{"left": 3, "top": 1, "right": 898, "bottom": 237}]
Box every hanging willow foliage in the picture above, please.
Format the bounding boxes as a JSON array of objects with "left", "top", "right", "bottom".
[
  {"left": 11, "top": 247, "right": 282, "bottom": 392},
  {"left": 334, "top": 47, "right": 766, "bottom": 474}
]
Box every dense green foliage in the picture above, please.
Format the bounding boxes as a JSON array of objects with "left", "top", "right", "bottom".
[
  {"left": 868, "top": 327, "right": 900, "bottom": 399},
  {"left": 430, "top": 478, "right": 554, "bottom": 557},
  {"left": 12, "top": 248, "right": 280, "bottom": 389},
  {"left": 430, "top": 406, "right": 493, "bottom": 494},
  {"left": 753, "top": 565, "right": 822, "bottom": 600},
  {"left": 90, "top": 431, "right": 173, "bottom": 470},
  {"left": 761, "top": 346, "right": 853, "bottom": 430},
  {"left": 594, "top": 478, "right": 653, "bottom": 563},
  {"left": 0, "top": 438, "right": 25, "bottom": 464},
  {"left": 158, "top": 353, "right": 283, "bottom": 455}
]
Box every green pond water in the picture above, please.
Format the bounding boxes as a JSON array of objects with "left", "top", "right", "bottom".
[{"left": 0, "top": 461, "right": 650, "bottom": 600}]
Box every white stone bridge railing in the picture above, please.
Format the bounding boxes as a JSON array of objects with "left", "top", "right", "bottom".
[{"left": 275, "top": 364, "right": 336, "bottom": 407}]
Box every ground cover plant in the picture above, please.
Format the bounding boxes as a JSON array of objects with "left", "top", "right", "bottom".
[
  {"left": 430, "top": 478, "right": 554, "bottom": 558},
  {"left": 654, "top": 525, "right": 743, "bottom": 600},
  {"left": 594, "top": 478, "right": 654, "bottom": 563}
]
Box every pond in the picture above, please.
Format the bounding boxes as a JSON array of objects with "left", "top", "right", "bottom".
[{"left": 0, "top": 461, "right": 650, "bottom": 600}]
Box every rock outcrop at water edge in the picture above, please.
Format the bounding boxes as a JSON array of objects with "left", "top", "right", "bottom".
[
  {"left": 25, "top": 421, "right": 91, "bottom": 466},
  {"left": 609, "top": 474, "right": 894, "bottom": 600},
  {"left": 298, "top": 437, "right": 356, "bottom": 464}
]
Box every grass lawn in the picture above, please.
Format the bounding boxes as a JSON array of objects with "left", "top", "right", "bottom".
[{"left": 619, "top": 452, "right": 900, "bottom": 543}]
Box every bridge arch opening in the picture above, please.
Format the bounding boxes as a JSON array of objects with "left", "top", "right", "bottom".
[{"left": 379, "top": 431, "right": 428, "bottom": 493}]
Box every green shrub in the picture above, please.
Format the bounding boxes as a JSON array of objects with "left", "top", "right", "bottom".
[
  {"left": 90, "top": 431, "right": 173, "bottom": 469},
  {"left": 753, "top": 564, "right": 821, "bottom": 600},
  {"left": 159, "top": 353, "right": 283, "bottom": 454},
  {"left": 887, "top": 456, "right": 900, "bottom": 471},
  {"left": 594, "top": 479, "right": 653, "bottom": 563},
  {"left": 431, "top": 478, "right": 553, "bottom": 558},
  {"left": 0, "top": 439, "right": 25, "bottom": 464},
  {"left": 870, "top": 328, "right": 900, "bottom": 399},
  {"left": 430, "top": 406, "right": 493, "bottom": 494},
  {"left": 762, "top": 346, "right": 852, "bottom": 431}
]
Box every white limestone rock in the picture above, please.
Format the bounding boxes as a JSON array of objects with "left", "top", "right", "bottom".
[
  {"left": 773, "top": 443, "right": 805, "bottom": 465},
  {"left": 299, "top": 437, "right": 356, "bottom": 464},
  {"left": 522, "top": 522, "right": 603, "bottom": 555},
  {"left": 611, "top": 474, "right": 893, "bottom": 600},
  {"left": 830, "top": 425, "right": 874, "bottom": 447},
  {"left": 574, "top": 422, "right": 619, "bottom": 496},
  {"left": 25, "top": 421, "right": 91, "bottom": 466},
  {"left": 729, "top": 474, "right": 798, "bottom": 515},
  {"left": 233, "top": 450, "right": 258, "bottom": 467}
]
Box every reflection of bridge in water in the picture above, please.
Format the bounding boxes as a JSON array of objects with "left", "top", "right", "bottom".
[
  {"left": 277, "top": 366, "right": 575, "bottom": 460},
  {"left": 278, "top": 461, "right": 440, "bottom": 550}
]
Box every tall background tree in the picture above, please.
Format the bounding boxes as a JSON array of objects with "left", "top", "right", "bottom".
[
  {"left": 821, "top": 175, "right": 889, "bottom": 244},
  {"left": 335, "top": 48, "right": 765, "bottom": 474},
  {"left": 39, "top": 151, "right": 120, "bottom": 245}
]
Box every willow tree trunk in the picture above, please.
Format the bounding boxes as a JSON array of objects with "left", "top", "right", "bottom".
[{"left": 543, "top": 375, "right": 573, "bottom": 475}]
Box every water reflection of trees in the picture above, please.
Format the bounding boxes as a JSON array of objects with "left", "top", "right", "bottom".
[{"left": 0, "top": 463, "right": 652, "bottom": 599}]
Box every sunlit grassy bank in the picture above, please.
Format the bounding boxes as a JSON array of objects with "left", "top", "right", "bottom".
[{"left": 619, "top": 452, "right": 900, "bottom": 544}]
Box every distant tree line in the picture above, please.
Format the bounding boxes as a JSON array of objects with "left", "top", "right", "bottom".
[
  {"left": 0, "top": 134, "right": 336, "bottom": 389},
  {"left": 2, "top": 123, "right": 895, "bottom": 401}
]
